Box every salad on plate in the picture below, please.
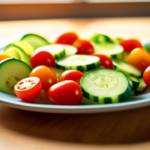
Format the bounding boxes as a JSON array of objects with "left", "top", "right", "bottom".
[{"left": 0, "top": 31, "right": 150, "bottom": 109}]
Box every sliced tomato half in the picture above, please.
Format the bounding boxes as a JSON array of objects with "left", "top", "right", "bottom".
[{"left": 14, "top": 77, "right": 42, "bottom": 102}]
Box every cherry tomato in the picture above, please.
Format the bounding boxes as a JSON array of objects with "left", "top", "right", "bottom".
[
  {"left": 119, "top": 39, "right": 143, "bottom": 53},
  {"left": 91, "top": 54, "right": 114, "bottom": 70},
  {"left": 143, "top": 66, "right": 150, "bottom": 87},
  {"left": 47, "top": 80, "right": 83, "bottom": 105},
  {"left": 30, "top": 51, "right": 55, "bottom": 68},
  {"left": 127, "top": 48, "right": 150, "bottom": 72},
  {"left": 14, "top": 77, "right": 42, "bottom": 102},
  {"left": 0, "top": 54, "right": 11, "bottom": 61},
  {"left": 58, "top": 70, "right": 84, "bottom": 84},
  {"left": 73, "top": 39, "right": 94, "bottom": 55},
  {"left": 29, "top": 65, "right": 57, "bottom": 90},
  {"left": 55, "top": 32, "right": 78, "bottom": 45}
]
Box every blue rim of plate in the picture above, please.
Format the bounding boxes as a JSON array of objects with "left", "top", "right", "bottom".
[{"left": 0, "top": 89, "right": 150, "bottom": 114}]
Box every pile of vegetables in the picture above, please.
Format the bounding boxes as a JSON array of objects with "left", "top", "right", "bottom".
[{"left": 0, "top": 31, "right": 150, "bottom": 105}]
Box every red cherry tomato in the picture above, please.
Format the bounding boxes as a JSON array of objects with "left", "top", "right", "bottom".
[
  {"left": 127, "top": 48, "right": 150, "bottom": 72},
  {"left": 58, "top": 70, "right": 84, "bottom": 84},
  {"left": 14, "top": 77, "right": 42, "bottom": 102},
  {"left": 143, "top": 66, "right": 150, "bottom": 87},
  {"left": 29, "top": 65, "right": 57, "bottom": 90},
  {"left": 30, "top": 51, "right": 55, "bottom": 68},
  {"left": 119, "top": 39, "right": 143, "bottom": 53},
  {"left": 55, "top": 32, "right": 78, "bottom": 45},
  {"left": 91, "top": 54, "right": 114, "bottom": 70},
  {"left": 73, "top": 39, "right": 94, "bottom": 55},
  {"left": 47, "top": 80, "right": 83, "bottom": 105}
]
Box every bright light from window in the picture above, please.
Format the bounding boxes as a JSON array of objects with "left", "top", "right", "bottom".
[{"left": 0, "top": 0, "right": 79, "bottom": 4}]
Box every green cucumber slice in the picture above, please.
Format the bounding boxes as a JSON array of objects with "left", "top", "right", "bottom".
[
  {"left": 113, "top": 59, "right": 142, "bottom": 77},
  {"left": 128, "top": 75, "right": 140, "bottom": 89},
  {"left": 12, "top": 41, "right": 34, "bottom": 56},
  {"left": 35, "top": 44, "right": 65, "bottom": 60},
  {"left": 0, "top": 58, "right": 32, "bottom": 95},
  {"left": 89, "top": 33, "right": 114, "bottom": 44},
  {"left": 135, "top": 78, "right": 147, "bottom": 94},
  {"left": 94, "top": 43, "right": 124, "bottom": 59},
  {"left": 56, "top": 54, "right": 100, "bottom": 72},
  {"left": 2, "top": 47, "right": 20, "bottom": 60},
  {"left": 64, "top": 45, "right": 77, "bottom": 57},
  {"left": 21, "top": 33, "right": 50, "bottom": 50},
  {"left": 128, "top": 76, "right": 147, "bottom": 96},
  {"left": 127, "top": 76, "right": 135, "bottom": 96},
  {"left": 81, "top": 69, "right": 131, "bottom": 104},
  {"left": 81, "top": 96, "right": 98, "bottom": 105},
  {"left": 4, "top": 46, "right": 30, "bottom": 66}
]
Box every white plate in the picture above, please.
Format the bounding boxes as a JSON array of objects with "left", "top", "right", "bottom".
[
  {"left": 0, "top": 34, "right": 150, "bottom": 114},
  {"left": 0, "top": 88, "right": 150, "bottom": 114}
]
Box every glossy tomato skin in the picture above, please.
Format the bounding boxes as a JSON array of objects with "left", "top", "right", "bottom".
[
  {"left": 91, "top": 54, "right": 114, "bottom": 70},
  {"left": 127, "top": 48, "right": 150, "bottom": 72},
  {"left": 47, "top": 80, "right": 83, "bottom": 105},
  {"left": 29, "top": 65, "right": 57, "bottom": 90},
  {"left": 58, "top": 70, "right": 84, "bottom": 84},
  {"left": 143, "top": 66, "right": 150, "bottom": 87},
  {"left": 119, "top": 39, "right": 143, "bottom": 53},
  {"left": 14, "top": 77, "right": 42, "bottom": 102},
  {"left": 30, "top": 51, "right": 55, "bottom": 68},
  {"left": 55, "top": 32, "right": 78, "bottom": 45},
  {"left": 73, "top": 39, "right": 94, "bottom": 55}
]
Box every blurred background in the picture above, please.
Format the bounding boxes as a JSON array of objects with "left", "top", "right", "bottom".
[{"left": 0, "top": 0, "right": 150, "bottom": 20}]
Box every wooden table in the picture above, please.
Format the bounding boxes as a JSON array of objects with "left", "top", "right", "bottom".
[{"left": 0, "top": 17, "right": 150, "bottom": 150}]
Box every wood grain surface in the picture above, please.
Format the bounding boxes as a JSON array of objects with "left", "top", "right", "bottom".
[{"left": 0, "top": 17, "right": 150, "bottom": 150}]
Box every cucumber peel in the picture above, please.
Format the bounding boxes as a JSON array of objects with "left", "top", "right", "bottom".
[
  {"left": 0, "top": 58, "right": 32, "bottom": 95},
  {"left": 81, "top": 69, "right": 131, "bottom": 104},
  {"left": 21, "top": 33, "right": 50, "bottom": 50}
]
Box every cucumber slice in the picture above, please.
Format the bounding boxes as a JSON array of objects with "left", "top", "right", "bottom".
[
  {"left": 2, "top": 47, "right": 20, "bottom": 60},
  {"left": 94, "top": 43, "right": 124, "bottom": 59},
  {"left": 64, "top": 45, "right": 77, "bottom": 57},
  {"left": 135, "top": 78, "right": 147, "bottom": 94},
  {"left": 0, "top": 58, "right": 32, "bottom": 95},
  {"left": 35, "top": 44, "right": 65, "bottom": 60},
  {"left": 128, "top": 75, "right": 140, "bottom": 89},
  {"left": 127, "top": 76, "right": 135, "bottom": 96},
  {"left": 113, "top": 59, "right": 142, "bottom": 77},
  {"left": 4, "top": 46, "right": 30, "bottom": 66},
  {"left": 89, "top": 33, "right": 114, "bottom": 44},
  {"left": 56, "top": 54, "right": 100, "bottom": 72},
  {"left": 81, "top": 69, "right": 131, "bottom": 104},
  {"left": 128, "top": 76, "right": 147, "bottom": 96},
  {"left": 81, "top": 96, "right": 98, "bottom": 105},
  {"left": 21, "top": 33, "right": 50, "bottom": 50},
  {"left": 12, "top": 41, "right": 34, "bottom": 56}
]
